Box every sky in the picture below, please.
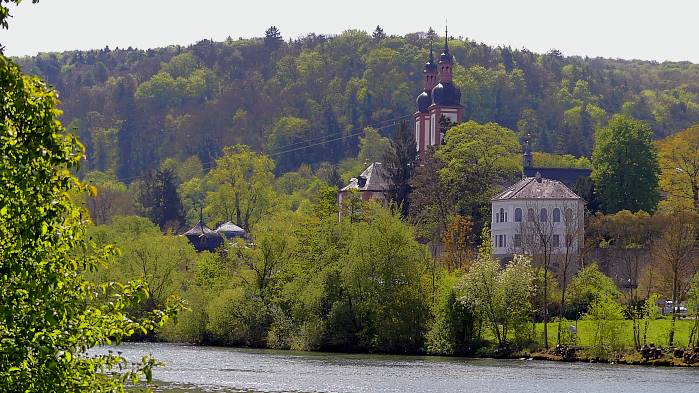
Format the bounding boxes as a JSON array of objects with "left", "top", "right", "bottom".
[{"left": 1, "top": 0, "right": 697, "bottom": 63}]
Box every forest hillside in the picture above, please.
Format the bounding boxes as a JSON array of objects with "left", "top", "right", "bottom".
[{"left": 15, "top": 27, "right": 699, "bottom": 180}]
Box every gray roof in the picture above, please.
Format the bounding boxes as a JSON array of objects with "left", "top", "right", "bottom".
[
  {"left": 341, "top": 162, "right": 390, "bottom": 192},
  {"left": 492, "top": 175, "right": 582, "bottom": 201},
  {"left": 215, "top": 221, "right": 246, "bottom": 235}
]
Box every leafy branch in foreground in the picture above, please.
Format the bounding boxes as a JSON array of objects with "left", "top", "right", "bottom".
[{"left": 0, "top": 53, "right": 181, "bottom": 391}]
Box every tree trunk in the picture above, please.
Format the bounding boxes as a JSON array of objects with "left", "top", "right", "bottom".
[
  {"left": 670, "top": 270, "right": 678, "bottom": 347},
  {"left": 543, "top": 258, "right": 549, "bottom": 349}
]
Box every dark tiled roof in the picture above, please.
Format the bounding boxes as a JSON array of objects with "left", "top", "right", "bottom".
[
  {"left": 492, "top": 176, "right": 582, "bottom": 201},
  {"left": 184, "top": 220, "right": 219, "bottom": 237},
  {"left": 341, "top": 162, "right": 390, "bottom": 192},
  {"left": 184, "top": 220, "right": 224, "bottom": 252},
  {"left": 523, "top": 167, "right": 591, "bottom": 188}
]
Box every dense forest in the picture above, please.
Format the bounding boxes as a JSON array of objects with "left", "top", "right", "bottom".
[{"left": 14, "top": 27, "right": 699, "bottom": 180}]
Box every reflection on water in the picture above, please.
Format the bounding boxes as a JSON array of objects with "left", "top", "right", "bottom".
[{"left": 99, "top": 342, "right": 699, "bottom": 393}]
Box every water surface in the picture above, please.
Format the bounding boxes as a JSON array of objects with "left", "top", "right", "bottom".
[{"left": 106, "top": 342, "right": 699, "bottom": 392}]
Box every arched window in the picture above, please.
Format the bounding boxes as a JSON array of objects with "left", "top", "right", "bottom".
[
  {"left": 527, "top": 208, "right": 535, "bottom": 222},
  {"left": 500, "top": 208, "right": 505, "bottom": 223},
  {"left": 540, "top": 208, "right": 548, "bottom": 222},
  {"left": 514, "top": 208, "right": 522, "bottom": 222},
  {"left": 565, "top": 208, "right": 574, "bottom": 222},
  {"left": 553, "top": 208, "right": 561, "bottom": 223}
]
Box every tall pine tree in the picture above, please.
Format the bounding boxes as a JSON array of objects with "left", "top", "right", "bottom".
[{"left": 384, "top": 121, "right": 417, "bottom": 217}]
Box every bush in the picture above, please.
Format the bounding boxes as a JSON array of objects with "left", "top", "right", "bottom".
[
  {"left": 584, "top": 294, "right": 625, "bottom": 360},
  {"left": 206, "top": 288, "right": 269, "bottom": 346}
]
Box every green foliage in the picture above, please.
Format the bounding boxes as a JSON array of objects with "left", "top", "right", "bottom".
[
  {"left": 459, "top": 252, "right": 535, "bottom": 348},
  {"left": 531, "top": 152, "right": 592, "bottom": 169},
  {"left": 204, "top": 145, "right": 276, "bottom": 231},
  {"left": 358, "top": 127, "right": 392, "bottom": 164},
  {"left": 0, "top": 53, "right": 179, "bottom": 391},
  {"left": 592, "top": 115, "right": 661, "bottom": 213},
  {"left": 438, "top": 121, "right": 521, "bottom": 229},
  {"left": 566, "top": 264, "right": 621, "bottom": 318},
  {"left": 89, "top": 216, "right": 197, "bottom": 314},
  {"left": 339, "top": 203, "right": 431, "bottom": 352},
  {"left": 583, "top": 295, "right": 626, "bottom": 360},
  {"left": 384, "top": 121, "right": 416, "bottom": 216},
  {"left": 15, "top": 30, "right": 699, "bottom": 181},
  {"left": 426, "top": 272, "right": 475, "bottom": 355}
]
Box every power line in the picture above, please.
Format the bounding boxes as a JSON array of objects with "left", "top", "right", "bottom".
[{"left": 105, "top": 114, "right": 411, "bottom": 184}]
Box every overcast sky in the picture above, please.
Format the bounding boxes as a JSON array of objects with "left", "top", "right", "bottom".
[{"left": 1, "top": 0, "right": 696, "bottom": 63}]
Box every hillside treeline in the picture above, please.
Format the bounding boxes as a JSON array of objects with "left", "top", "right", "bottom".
[{"left": 15, "top": 27, "right": 699, "bottom": 179}]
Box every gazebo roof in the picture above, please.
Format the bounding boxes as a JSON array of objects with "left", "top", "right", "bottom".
[
  {"left": 184, "top": 220, "right": 220, "bottom": 238},
  {"left": 215, "top": 221, "right": 246, "bottom": 235}
]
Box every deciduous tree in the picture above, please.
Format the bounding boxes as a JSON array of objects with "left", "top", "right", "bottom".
[{"left": 592, "top": 115, "right": 660, "bottom": 214}]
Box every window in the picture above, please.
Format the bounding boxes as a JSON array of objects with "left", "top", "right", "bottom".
[
  {"left": 565, "top": 208, "right": 574, "bottom": 222},
  {"left": 514, "top": 234, "right": 522, "bottom": 247},
  {"left": 540, "top": 208, "right": 548, "bottom": 222},
  {"left": 553, "top": 208, "right": 561, "bottom": 223},
  {"left": 552, "top": 234, "right": 560, "bottom": 247},
  {"left": 494, "top": 234, "right": 507, "bottom": 248},
  {"left": 500, "top": 208, "right": 505, "bottom": 223},
  {"left": 514, "top": 208, "right": 522, "bottom": 222},
  {"left": 527, "top": 208, "right": 535, "bottom": 222}
]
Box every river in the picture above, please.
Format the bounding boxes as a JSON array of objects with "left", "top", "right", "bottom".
[{"left": 105, "top": 342, "right": 699, "bottom": 392}]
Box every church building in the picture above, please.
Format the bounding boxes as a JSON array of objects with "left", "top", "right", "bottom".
[{"left": 414, "top": 32, "right": 463, "bottom": 153}]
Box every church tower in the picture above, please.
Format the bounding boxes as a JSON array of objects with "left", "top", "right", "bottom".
[
  {"left": 414, "top": 27, "right": 463, "bottom": 153},
  {"left": 414, "top": 41, "right": 438, "bottom": 152}
]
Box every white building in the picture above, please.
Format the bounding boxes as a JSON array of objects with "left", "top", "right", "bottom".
[{"left": 490, "top": 173, "right": 585, "bottom": 263}]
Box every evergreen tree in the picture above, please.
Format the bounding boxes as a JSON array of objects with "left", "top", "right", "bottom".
[
  {"left": 372, "top": 25, "right": 386, "bottom": 41},
  {"left": 384, "top": 121, "right": 416, "bottom": 217},
  {"left": 138, "top": 168, "right": 185, "bottom": 231},
  {"left": 264, "top": 26, "right": 283, "bottom": 50},
  {"left": 592, "top": 115, "right": 660, "bottom": 213}
]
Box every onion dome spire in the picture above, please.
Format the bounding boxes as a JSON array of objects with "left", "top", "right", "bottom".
[{"left": 439, "top": 24, "right": 452, "bottom": 63}]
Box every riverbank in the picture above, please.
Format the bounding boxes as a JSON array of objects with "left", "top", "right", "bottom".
[{"left": 528, "top": 348, "right": 699, "bottom": 367}]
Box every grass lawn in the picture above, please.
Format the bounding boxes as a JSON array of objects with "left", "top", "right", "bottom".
[{"left": 533, "top": 318, "right": 698, "bottom": 348}]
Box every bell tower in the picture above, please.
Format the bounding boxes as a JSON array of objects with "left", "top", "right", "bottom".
[
  {"left": 427, "top": 26, "right": 463, "bottom": 146},
  {"left": 414, "top": 38, "right": 438, "bottom": 153}
]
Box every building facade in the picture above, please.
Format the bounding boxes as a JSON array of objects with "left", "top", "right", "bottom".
[{"left": 491, "top": 173, "right": 585, "bottom": 268}]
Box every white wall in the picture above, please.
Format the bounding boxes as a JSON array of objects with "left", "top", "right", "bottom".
[{"left": 491, "top": 198, "right": 585, "bottom": 257}]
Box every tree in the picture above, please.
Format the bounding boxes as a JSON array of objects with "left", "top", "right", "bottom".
[
  {"left": 264, "top": 26, "right": 283, "bottom": 50},
  {"left": 651, "top": 212, "right": 698, "bottom": 346},
  {"left": 408, "top": 147, "right": 452, "bottom": 243},
  {"left": 459, "top": 246, "right": 535, "bottom": 349},
  {"left": 584, "top": 294, "right": 625, "bottom": 361},
  {"left": 384, "top": 120, "right": 416, "bottom": 217},
  {"left": 137, "top": 168, "right": 185, "bottom": 231},
  {"left": 0, "top": 44, "right": 178, "bottom": 390},
  {"left": 656, "top": 125, "right": 699, "bottom": 212},
  {"left": 340, "top": 203, "right": 430, "bottom": 353},
  {"left": 205, "top": 145, "right": 276, "bottom": 232},
  {"left": 592, "top": 115, "right": 661, "bottom": 214},
  {"left": 517, "top": 201, "right": 557, "bottom": 348},
  {"left": 440, "top": 215, "right": 476, "bottom": 271},
  {"left": 357, "top": 127, "right": 392, "bottom": 164},
  {"left": 438, "top": 121, "right": 521, "bottom": 230},
  {"left": 89, "top": 216, "right": 196, "bottom": 314},
  {"left": 372, "top": 25, "right": 386, "bottom": 41},
  {"left": 84, "top": 171, "right": 133, "bottom": 224},
  {"left": 567, "top": 264, "right": 621, "bottom": 317}
]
